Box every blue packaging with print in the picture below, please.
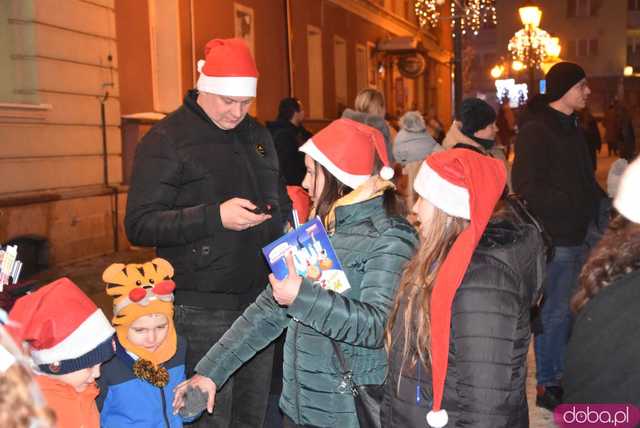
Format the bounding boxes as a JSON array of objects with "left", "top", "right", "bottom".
[{"left": 262, "top": 217, "right": 351, "bottom": 294}]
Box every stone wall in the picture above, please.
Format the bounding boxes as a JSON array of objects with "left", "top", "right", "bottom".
[{"left": 0, "top": 0, "right": 124, "bottom": 264}]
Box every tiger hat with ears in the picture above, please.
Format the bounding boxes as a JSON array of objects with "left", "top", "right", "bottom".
[{"left": 103, "top": 258, "right": 177, "bottom": 366}]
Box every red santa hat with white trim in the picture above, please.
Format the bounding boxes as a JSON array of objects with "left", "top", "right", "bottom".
[
  {"left": 196, "top": 38, "right": 259, "bottom": 97},
  {"left": 413, "top": 148, "right": 506, "bottom": 428},
  {"left": 7, "top": 277, "right": 115, "bottom": 375},
  {"left": 299, "top": 118, "right": 394, "bottom": 189}
]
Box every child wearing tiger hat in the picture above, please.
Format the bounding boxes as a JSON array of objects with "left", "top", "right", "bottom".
[{"left": 97, "top": 258, "right": 201, "bottom": 427}]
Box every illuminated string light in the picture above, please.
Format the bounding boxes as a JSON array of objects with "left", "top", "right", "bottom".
[
  {"left": 414, "top": 0, "right": 440, "bottom": 28},
  {"left": 414, "top": 0, "right": 497, "bottom": 36},
  {"left": 508, "top": 27, "right": 553, "bottom": 69}
]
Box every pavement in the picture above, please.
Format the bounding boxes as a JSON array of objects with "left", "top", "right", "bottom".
[{"left": 25, "top": 150, "right": 618, "bottom": 428}]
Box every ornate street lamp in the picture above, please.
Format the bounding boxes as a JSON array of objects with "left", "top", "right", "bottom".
[
  {"left": 508, "top": 3, "right": 559, "bottom": 95},
  {"left": 519, "top": 4, "right": 541, "bottom": 28}
]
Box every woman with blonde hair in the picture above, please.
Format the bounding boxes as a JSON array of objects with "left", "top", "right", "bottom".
[
  {"left": 355, "top": 88, "right": 386, "bottom": 117},
  {"left": 343, "top": 88, "right": 396, "bottom": 164},
  {"left": 382, "top": 149, "right": 544, "bottom": 427}
]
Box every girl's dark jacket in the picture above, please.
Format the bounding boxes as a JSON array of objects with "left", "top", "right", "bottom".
[{"left": 381, "top": 218, "right": 545, "bottom": 428}]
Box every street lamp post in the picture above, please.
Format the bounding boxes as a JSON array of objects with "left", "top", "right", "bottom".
[
  {"left": 520, "top": 6, "right": 541, "bottom": 93},
  {"left": 508, "top": 3, "right": 560, "bottom": 97}
]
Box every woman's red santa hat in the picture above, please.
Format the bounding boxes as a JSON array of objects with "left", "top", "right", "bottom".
[
  {"left": 196, "top": 38, "right": 259, "bottom": 97},
  {"left": 299, "top": 118, "right": 394, "bottom": 189},
  {"left": 413, "top": 148, "right": 506, "bottom": 427},
  {"left": 7, "top": 277, "right": 115, "bottom": 375}
]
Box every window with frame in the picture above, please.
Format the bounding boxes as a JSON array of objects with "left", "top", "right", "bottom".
[
  {"left": 567, "top": 0, "right": 602, "bottom": 17},
  {"left": 627, "top": 36, "right": 640, "bottom": 66},
  {"left": 568, "top": 40, "right": 577, "bottom": 58},
  {"left": 589, "top": 39, "right": 599, "bottom": 56},
  {"left": 307, "top": 26, "right": 324, "bottom": 118},
  {"left": 0, "top": 2, "right": 14, "bottom": 102},
  {"left": 333, "top": 36, "right": 348, "bottom": 109},
  {"left": 630, "top": 0, "right": 640, "bottom": 11},
  {"left": 578, "top": 39, "right": 588, "bottom": 57},
  {"left": 569, "top": 38, "right": 600, "bottom": 57},
  {"left": 0, "top": 1, "right": 40, "bottom": 106}
]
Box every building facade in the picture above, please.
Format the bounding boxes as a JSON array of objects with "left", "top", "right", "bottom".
[
  {"left": 116, "top": 0, "right": 453, "bottom": 123},
  {"left": 0, "top": 0, "right": 125, "bottom": 266},
  {"left": 1, "top": 0, "right": 453, "bottom": 266}
]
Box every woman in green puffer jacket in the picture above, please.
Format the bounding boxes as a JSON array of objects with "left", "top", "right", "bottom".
[{"left": 173, "top": 118, "right": 418, "bottom": 427}]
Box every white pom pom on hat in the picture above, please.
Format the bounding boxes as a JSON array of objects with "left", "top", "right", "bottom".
[
  {"left": 427, "top": 409, "right": 449, "bottom": 428},
  {"left": 380, "top": 166, "right": 395, "bottom": 181}
]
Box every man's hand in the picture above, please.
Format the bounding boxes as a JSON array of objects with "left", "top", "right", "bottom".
[
  {"left": 269, "top": 252, "right": 302, "bottom": 306},
  {"left": 220, "top": 198, "right": 271, "bottom": 231},
  {"left": 173, "top": 374, "right": 217, "bottom": 414}
]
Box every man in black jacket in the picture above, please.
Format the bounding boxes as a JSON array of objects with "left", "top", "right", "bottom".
[
  {"left": 266, "top": 98, "right": 312, "bottom": 222},
  {"left": 125, "top": 38, "right": 290, "bottom": 428},
  {"left": 512, "top": 62, "right": 600, "bottom": 411},
  {"left": 267, "top": 97, "right": 312, "bottom": 186}
]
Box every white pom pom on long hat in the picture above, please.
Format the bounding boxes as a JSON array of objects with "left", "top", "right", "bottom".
[
  {"left": 426, "top": 409, "right": 448, "bottom": 428},
  {"left": 197, "top": 59, "right": 206, "bottom": 73},
  {"left": 379, "top": 166, "right": 395, "bottom": 181}
]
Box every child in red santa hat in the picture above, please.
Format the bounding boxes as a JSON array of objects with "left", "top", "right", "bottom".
[
  {"left": 383, "top": 148, "right": 543, "bottom": 427},
  {"left": 7, "top": 277, "right": 115, "bottom": 428}
]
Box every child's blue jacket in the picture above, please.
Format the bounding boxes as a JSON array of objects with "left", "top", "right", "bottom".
[{"left": 97, "top": 335, "right": 199, "bottom": 427}]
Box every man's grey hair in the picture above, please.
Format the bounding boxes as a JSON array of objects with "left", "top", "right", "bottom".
[{"left": 399, "top": 111, "right": 427, "bottom": 133}]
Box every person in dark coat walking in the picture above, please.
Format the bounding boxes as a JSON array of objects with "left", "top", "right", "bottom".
[
  {"left": 564, "top": 158, "right": 640, "bottom": 405},
  {"left": 512, "top": 62, "right": 603, "bottom": 411},
  {"left": 124, "top": 38, "right": 291, "bottom": 428},
  {"left": 267, "top": 98, "right": 309, "bottom": 186},
  {"left": 383, "top": 149, "right": 545, "bottom": 428},
  {"left": 604, "top": 102, "right": 622, "bottom": 156},
  {"left": 496, "top": 99, "right": 516, "bottom": 159},
  {"left": 579, "top": 106, "right": 601, "bottom": 171},
  {"left": 267, "top": 97, "right": 312, "bottom": 223}
]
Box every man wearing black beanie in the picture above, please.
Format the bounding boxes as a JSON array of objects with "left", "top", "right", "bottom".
[{"left": 512, "top": 62, "right": 603, "bottom": 412}]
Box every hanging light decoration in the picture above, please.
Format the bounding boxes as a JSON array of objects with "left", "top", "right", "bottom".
[
  {"left": 508, "top": 27, "right": 552, "bottom": 69},
  {"left": 414, "top": 0, "right": 440, "bottom": 28},
  {"left": 414, "top": 0, "right": 497, "bottom": 35},
  {"left": 451, "top": 0, "right": 498, "bottom": 36}
]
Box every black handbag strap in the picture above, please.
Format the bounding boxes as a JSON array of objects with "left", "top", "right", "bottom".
[
  {"left": 330, "top": 340, "right": 360, "bottom": 397},
  {"left": 330, "top": 340, "right": 351, "bottom": 376}
]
